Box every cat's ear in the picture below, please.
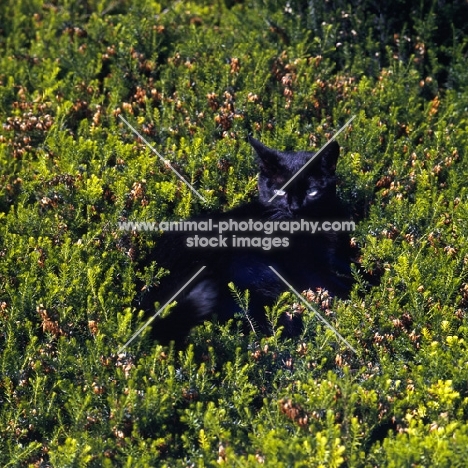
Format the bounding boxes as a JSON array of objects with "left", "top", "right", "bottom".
[
  {"left": 319, "top": 141, "right": 340, "bottom": 175},
  {"left": 248, "top": 136, "right": 283, "bottom": 175}
]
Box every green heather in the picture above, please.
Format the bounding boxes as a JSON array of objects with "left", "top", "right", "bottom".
[{"left": 1, "top": 0, "right": 468, "bottom": 466}]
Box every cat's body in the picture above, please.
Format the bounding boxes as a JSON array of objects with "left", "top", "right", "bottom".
[{"left": 136, "top": 137, "right": 353, "bottom": 345}]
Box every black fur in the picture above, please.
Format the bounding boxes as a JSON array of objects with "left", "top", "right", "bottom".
[{"left": 136, "top": 137, "right": 353, "bottom": 346}]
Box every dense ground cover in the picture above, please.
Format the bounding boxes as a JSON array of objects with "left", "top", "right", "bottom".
[{"left": 1, "top": 0, "right": 468, "bottom": 466}]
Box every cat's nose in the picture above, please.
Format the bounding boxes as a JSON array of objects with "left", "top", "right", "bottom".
[{"left": 289, "top": 201, "right": 301, "bottom": 214}]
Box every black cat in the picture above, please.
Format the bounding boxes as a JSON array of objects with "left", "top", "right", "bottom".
[{"left": 135, "top": 136, "right": 353, "bottom": 346}]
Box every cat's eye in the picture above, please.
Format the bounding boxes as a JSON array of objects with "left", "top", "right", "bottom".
[
  {"left": 274, "top": 189, "right": 286, "bottom": 196},
  {"left": 308, "top": 190, "right": 319, "bottom": 197}
]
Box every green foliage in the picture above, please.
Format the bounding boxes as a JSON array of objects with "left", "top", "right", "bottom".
[
  {"left": 1, "top": 0, "right": 468, "bottom": 466},
  {"left": 228, "top": 282, "right": 257, "bottom": 335}
]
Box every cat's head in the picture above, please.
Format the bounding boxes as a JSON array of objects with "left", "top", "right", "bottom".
[{"left": 249, "top": 136, "right": 340, "bottom": 218}]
